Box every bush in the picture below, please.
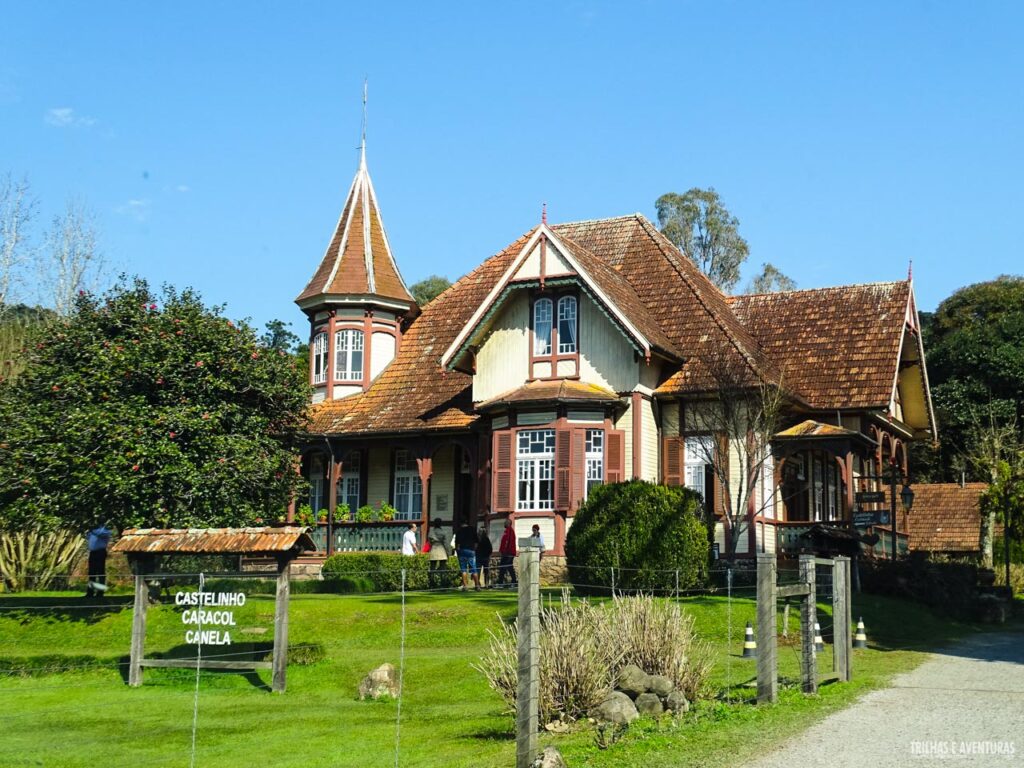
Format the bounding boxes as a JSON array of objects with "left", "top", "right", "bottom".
[
  {"left": 321, "top": 552, "right": 460, "bottom": 591},
  {"left": 203, "top": 575, "right": 375, "bottom": 596},
  {"left": 859, "top": 553, "right": 979, "bottom": 619},
  {"left": 565, "top": 481, "right": 709, "bottom": 593},
  {"left": 475, "top": 592, "right": 713, "bottom": 725}
]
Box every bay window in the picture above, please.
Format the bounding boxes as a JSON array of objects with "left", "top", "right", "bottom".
[
  {"left": 516, "top": 429, "right": 555, "bottom": 511},
  {"left": 334, "top": 328, "right": 364, "bottom": 381},
  {"left": 393, "top": 449, "right": 422, "bottom": 520},
  {"left": 338, "top": 451, "right": 361, "bottom": 518}
]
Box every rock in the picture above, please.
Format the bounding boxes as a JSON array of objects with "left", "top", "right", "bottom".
[
  {"left": 544, "top": 720, "right": 570, "bottom": 733},
  {"left": 647, "top": 674, "right": 674, "bottom": 697},
  {"left": 635, "top": 692, "right": 664, "bottom": 716},
  {"left": 534, "top": 746, "right": 568, "bottom": 768},
  {"left": 616, "top": 664, "right": 650, "bottom": 698},
  {"left": 665, "top": 690, "right": 690, "bottom": 713},
  {"left": 358, "top": 663, "right": 399, "bottom": 700},
  {"left": 594, "top": 691, "right": 639, "bottom": 725}
]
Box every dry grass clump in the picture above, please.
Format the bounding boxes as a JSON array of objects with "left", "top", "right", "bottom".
[{"left": 475, "top": 591, "right": 713, "bottom": 724}]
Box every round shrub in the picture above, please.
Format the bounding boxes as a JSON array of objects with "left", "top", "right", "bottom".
[{"left": 565, "top": 480, "right": 708, "bottom": 593}]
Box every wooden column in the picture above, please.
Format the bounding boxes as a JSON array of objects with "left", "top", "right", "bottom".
[
  {"left": 327, "top": 454, "right": 340, "bottom": 555},
  {"left": 272, "top": 556, "right": 291, "bottom": 693},
  {"left": 416, "top": 456, "right": 433, "bottom": 542},
  {"left": 799, "top": 554, "right": 817, "bottom": 694},
  {"left": 515, "top": 543, "right": 540, "bottom": 768},
  {"left": 756, "top": 552, "right": 778, "bottom": 704},
  {"left": 832, "top": 556, "right": 852, "bottom": 682},
  {"left": 128, "top": 556, "right": 152, "bottom": 687},
  {"left": 325, "top": 311, "right": 336, "bottom": 401}
]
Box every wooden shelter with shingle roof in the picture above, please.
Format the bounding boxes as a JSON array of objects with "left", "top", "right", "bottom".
[{"left": 291, "top": 147, "right": 937, "bottom": 561}]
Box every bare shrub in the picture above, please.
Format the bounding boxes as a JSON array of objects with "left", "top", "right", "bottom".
[
  {"left": 598, "top": 593, "right": 714, "bottom": 701},
  {"left": 475, "top": 591, "right": 713, "bottom": 724}
]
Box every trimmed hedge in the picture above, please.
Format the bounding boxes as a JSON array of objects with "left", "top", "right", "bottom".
[
  {"left": 859, "top": 553, "right": 980, "bottom": 619},
  {"left": 321, "top": 552, "right": 461, "bottom": 591},
  {"left": 565, "top": 480, "right": 709, "bottom": 593},
  {"left": 203, "top": 576, "right": 374, "bottom": 595}
]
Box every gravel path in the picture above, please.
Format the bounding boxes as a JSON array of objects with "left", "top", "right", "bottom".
[{"left": 747, "top": 631, "right": 1024, "bottom": 767}]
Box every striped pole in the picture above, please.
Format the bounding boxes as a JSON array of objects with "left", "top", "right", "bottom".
[
  {"left": 853, "top": 617, "right": 868, "bottom": 649},
  {"left": 813, "top": 620, "right": 824, "bottom": 653},
  {"left": 742, "top": 621, "right": 757, "bottom": 658}
]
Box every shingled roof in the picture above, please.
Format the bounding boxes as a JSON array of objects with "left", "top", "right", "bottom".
[
  {"left": 296, "top": 149, "right": 414, "bottom": 306},
  {"left": 908, "top": 483, "right": 988, "bottom": 553},
  {"left": 728, "top": 282, "right": 911, "bottom": 409}
]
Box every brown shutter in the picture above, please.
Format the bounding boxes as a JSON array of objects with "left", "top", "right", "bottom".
[
  {"left": 714, "top": 434, "right": 728, "bottom": 516},
  {"left": 555, "top": 427, "right": 571, "bottom": 510},
  {"left": 606, "top": 430, "right": 625, "bottom": 483},
  {"left": 570, "top": 428, "right": 586, "bottom": 510},
  {"left": 663, "top": 436, "right": 684, "bottom": 486},
  {"left": 493, "top": 431, "right": 514, "bottom": 513}
]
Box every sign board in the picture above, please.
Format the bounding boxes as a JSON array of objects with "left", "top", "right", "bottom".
[
  {"left": 175, "top": 590, "right": 245, "bottom": 646},
  {"left": 853, "top": 510, "right": 892, "bottom": 528},
  {"left": 855, "top": 491, "right": 887, "bottom": 504}
]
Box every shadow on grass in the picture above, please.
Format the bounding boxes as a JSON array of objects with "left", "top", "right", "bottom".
[{"left": 0, "top": 594, "right": 134, "bottom": 625}]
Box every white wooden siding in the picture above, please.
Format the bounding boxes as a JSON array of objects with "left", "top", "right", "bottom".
[
  {"left": 366, "top": 446, "right": 391, "bottom": 507},
  {"left": 473, "top": 291, "right": 529, "bottom": 402},
  {"left": 370, "top": 331, "right": 396, "bottom": 379},
  {"left": 515, "top": 240, "right": 574, "bottom": 279},
  {"left": 332, "top": 384, "right": 362, "bottom": 399},
  {"left": 641, "top": 397, "right": 658, "bottom": 482},
  {"left": 578, "top": 295, "right": 637, "bottom": 393},
  {"left": 615, "top": 403, "right": 633, "bottom": 477}
]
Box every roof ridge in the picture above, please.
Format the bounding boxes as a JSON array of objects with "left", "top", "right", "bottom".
[
  {"left": 733, "top": 280, "right": 909, "bottom": 301},
  {"left": 550, "top": 212, "right": 646, "bottom": 227}
]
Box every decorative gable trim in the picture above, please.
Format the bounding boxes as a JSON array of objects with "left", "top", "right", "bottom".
[{"left": 440, "top": 224, "right": 656, "bottom": 371}]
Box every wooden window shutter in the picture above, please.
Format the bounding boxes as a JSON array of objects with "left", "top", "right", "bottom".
[
  {"left": 663, "top": 436, "right": 684, "bottom": 486},
  {"left": 555, "top": 427, "right": 571, "bottom": 510},
  {"left": 493, "top": 431, "right": 514, "bottom": 513},
  {"left": 606, "top": 430, "right": 625, "bottom": 484},
  {"left": 570, "top": 428, "right": 586, "bottom": 510},
  {"left": 714, "top": 434, "right": 728, "bottom": 516}
]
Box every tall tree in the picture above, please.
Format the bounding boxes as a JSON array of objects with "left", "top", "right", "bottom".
[
  {"left": 921, "top": 276, "right": 1024, "bottom": 482},
  {"left": 410, "top": 274, "right": 451, "bottom": 306},
  {"left": 655, "top": 188, "right": 749, "bottom": 293},
  {"left": 746, "top": 263, "right": 796, "bottom": 294},
  {"left": 38, "top": 200, "right": 104, "bottom": 316},
  {"left": 0, "top": 175, "right": 35, "bottom": 318},
  {"left": 261, "top": 319, "right": 301, "bottom": 353},
  {"left": 0, "top": 279, "right": 309, "bottom": 532}
]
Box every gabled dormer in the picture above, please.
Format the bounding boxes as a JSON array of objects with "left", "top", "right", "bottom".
[
  {"left": 295, "top": 146, "right": 417, "bottom": 403},
  {"left": 891, "top": 279, "right": 936, "bottom": 439},
  {"left": 441, "top": 222, "right": 681, "bottom": 403}
]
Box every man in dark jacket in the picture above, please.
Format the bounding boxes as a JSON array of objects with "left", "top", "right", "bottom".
[
  {"left": 475, "top": 526, "right": 493, "bottom": 588},
  {"left": 453, "top": 521, "right": 481, "bottom": 591}
]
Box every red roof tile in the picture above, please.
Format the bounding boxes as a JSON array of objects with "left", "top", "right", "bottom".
[{"left": 908, "top": 483, "right": 988, "bottom": 553}]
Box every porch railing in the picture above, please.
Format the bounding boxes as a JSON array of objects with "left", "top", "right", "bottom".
[
  {"left": 775, "top": 520, "right": 909, "bottom": 556},
  {"left": 333, "top": 524, "right": 406, "bottom": 553}
]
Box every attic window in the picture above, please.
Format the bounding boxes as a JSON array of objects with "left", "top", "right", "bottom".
[
  {"left": 557, "top": 296, "right": 577, "bottom": 353},
  {"left": 533, "top": 298, "right": 553, "bottom": 355}
]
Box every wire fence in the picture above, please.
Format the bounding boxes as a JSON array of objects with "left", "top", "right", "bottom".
[{"left": 0, "top": 558, "right": 855, "bottom": 767}]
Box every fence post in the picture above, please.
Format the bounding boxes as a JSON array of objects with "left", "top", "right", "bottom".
[
  {"left": 756, "top": 553, "right": 778, "bottom": 704},
  {"left": 128, "top": 555, "right": 151, "bottom": 687},
  {"left": 272, "top": 556, "right": 291, "bottom": 693},
  {"left": 798, "top": 554, "right": 817, "bottom": 694},
  {"left": 832, "top": 556, "right": 851, "bottom": 682},
  {"left": 516, "top": 543, "right": 541, "bottom": 768}
]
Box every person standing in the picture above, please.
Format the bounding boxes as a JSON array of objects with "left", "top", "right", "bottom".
[
  {"left": 475, "top": 525, "right": 493, "bottom": 588},
  {"left": 498, "top": 520, "right": 517, "bottom": 588},
  {"left": 426, "top": 518, "right": 451, "bottom": 589},
  {"left": 85, "top": 524, "right": 112, "bottom": 598},
  {"left": 401, "top": 522, "right": 417, "bottom": 556},
  {"left": 529, "top": 523, "right": 546, "bottom": 557},
  {"left": 453, "top": 520, "right": 481, "bottom": 591}
]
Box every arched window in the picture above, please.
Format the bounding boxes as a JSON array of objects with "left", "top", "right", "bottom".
[
  {"left": 557, "top": 296, "right": 577, "bottom": 354},
  {"left": 533, "top": 298, "right": 552, "bottom": 355},
  {"left": 334, "top": 329, "right": 364, "bottom": 381},
  {"left": 311, "top": 332, "right": 328, "bottom": 385}
]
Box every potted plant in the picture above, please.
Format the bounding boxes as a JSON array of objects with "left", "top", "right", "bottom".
[
  {"left": 317, "top": 508, "right": 329, "bottom": 523},
  {"left": 296, "top": 504, "right": 315, "bottom": 527},
  {"left": 355, "top": 504, "right": 375, "bottom": 524},
  {"left": 378, "top": 503, "right": 398, "bottom": 522},
  {"left": 336, "top": 502, "right": 350, "bottom": 522}
]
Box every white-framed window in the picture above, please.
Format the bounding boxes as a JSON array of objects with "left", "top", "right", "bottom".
[
  {"left": 813, "top": 457, "right": 824, "bottom": 522},
  {"left": 826, "top": 461, "right": 837, "bottom": 520},
  {"left": 392, "top": 449, "right": 422, "bottom": 521},
  {"left": 585, "top": 428, "right": 604, "bottom": 499},
  {"left": 516, "top": 429, "right": 555, "bottom": 511},
  {"left": 557, "top": 296, "right": 577, "bottom": 354},
  {"left": 334, "top": 329, "right": 364, "bottom": 381},
  {"left": 685, "top": 436, "right": 714, "bottom": 497},
  {"left": 312, "top": 332, "right": 328, "bottom": 385},
  {"left": 338, "top": 451, "right": 361, "bottom": 518},
  {"left": 533, "top": 298, "right": 552, "bottom": 355},
  {"left": 309, "top": 454, "right": 326, "bottom": 512}
]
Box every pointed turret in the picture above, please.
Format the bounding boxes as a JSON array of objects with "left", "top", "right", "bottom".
[
  {"left": 296, "top": 140, "right": 416, "bottom": 403},
  {"left": 296, "top": 148, "right": 415, "bottom": 308}
]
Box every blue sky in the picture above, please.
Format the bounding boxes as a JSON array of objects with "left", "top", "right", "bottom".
[{"left": 2, "top": 1, "right": 1022, "bottom": 334}]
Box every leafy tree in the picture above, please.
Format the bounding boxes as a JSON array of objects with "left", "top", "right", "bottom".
[
  {"left": 261, "top": 319, "right": 301, "bottom": 353},
  {"left": 920, "top": 276, "right": 1024, "bottom": 482},
  {"left": 0, "top": 279, "right": 309, "bottom": 532},
  {"left": 410, "top": 274, "right": 451, "bottom": 306},
  {"left": 655, "top": 188, "right": 749, "bottom": 293},
  {"left": 0, "top": 304, "right": 54, "bottom": 382},
  {"left": 746, "top": 262, "right": 796, "bottom": 294},
  {"left": 980, "top": 459, "right": 1024, "bottom": 587}
]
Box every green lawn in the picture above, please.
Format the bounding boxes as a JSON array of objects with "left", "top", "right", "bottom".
[{"left": 0, "top": 585, "right": 997, "bottom": 768}]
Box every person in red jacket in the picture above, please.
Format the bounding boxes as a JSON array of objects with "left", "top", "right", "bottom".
[{"left": 497, "top": 519, "right": 517, "bottom": 588}]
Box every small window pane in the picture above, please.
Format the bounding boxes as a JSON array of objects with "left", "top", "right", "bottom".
[
  {"left": 557, "top": 296, "right": 577, "bottom": 354},
  {"left": 312, "top": 333, "right": 328, "bottom": 384},
  {"left": 533, "top": 298, "right": 552, "bottom": 355}
]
